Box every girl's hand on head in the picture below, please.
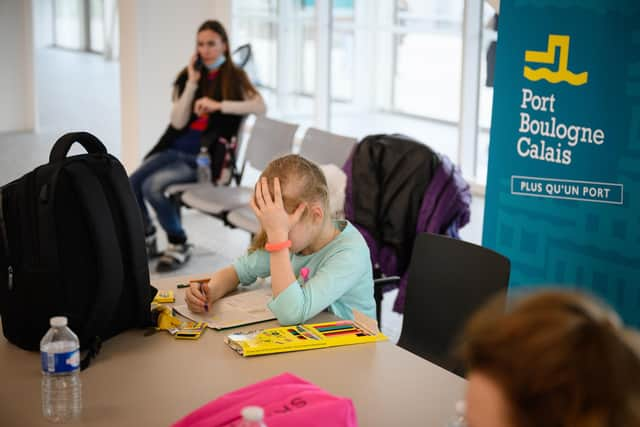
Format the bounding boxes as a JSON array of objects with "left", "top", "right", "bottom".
[
  {"left": 194, "top": 97, "right": 222, "bottom": 116},
  {"left": 187, "top": 53, "right": 201, "bottom": 84},
  {"left": 250, "top": 177, "right": 306, "bottom": 243},
  {"left": 184, "top": 281, "right": 211, "bottom": 313}
]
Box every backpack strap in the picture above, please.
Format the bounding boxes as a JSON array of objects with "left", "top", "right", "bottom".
[
  {"left": 104, "top": 156, "right": 157, "bottom": 325},
  {"left": 64, "top": 162, "right": 124, "bottom": 346},
  {"left": 80, "top": 336, "right": 102, "bottom": 371},
  {"left": 49, "top": 132, "right": 107, "bottom": 163}
]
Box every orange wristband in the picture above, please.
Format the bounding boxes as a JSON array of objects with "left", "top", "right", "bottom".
[{"left": 265, "top": 240, "right": 292, "bottom": 252}]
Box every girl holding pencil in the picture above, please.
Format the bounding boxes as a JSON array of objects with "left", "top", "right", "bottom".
[{"left": 184, "top": 154, "right": 376, "bottom": 325}]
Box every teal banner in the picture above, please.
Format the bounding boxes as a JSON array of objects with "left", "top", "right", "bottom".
[{"left": 483, "top": 0, "right": 640, "bottom": 326}]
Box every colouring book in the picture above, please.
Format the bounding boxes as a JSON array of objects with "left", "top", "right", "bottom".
[{"left": 174, "top": 286, "right": 275, "bottom": 330}]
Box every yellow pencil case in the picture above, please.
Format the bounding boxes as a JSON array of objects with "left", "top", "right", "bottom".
[
  {"left": 174, "top": 322, "right": 207, "bottom": 340},
  {"left": 153, "top": 290, "right": 175, "bottom": 304}
]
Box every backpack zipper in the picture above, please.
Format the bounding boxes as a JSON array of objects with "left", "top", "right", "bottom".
[
  {"left": 7, "top": 266, "right": 13, "bottom": 291},
  {"left": 0, "top": 189, "right": 13, "bottom": 291}
]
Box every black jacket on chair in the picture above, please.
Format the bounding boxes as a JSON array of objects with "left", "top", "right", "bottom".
[{"left": 348, "top": 134, "right": 441, "bottom": 273}]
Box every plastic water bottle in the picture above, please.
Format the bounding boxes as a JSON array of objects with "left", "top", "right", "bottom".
[
  {"left": 196, "top": 147, "right": 212, "bottom": 183},
  {"left": 447, "top": 400, "right": 467, "bottom": 427},
  {"left": 237, "top": 406, "right": 267, "bottom": 426},
  {"left": 41, "top": 316, "right": 82, "bottom": 423}
]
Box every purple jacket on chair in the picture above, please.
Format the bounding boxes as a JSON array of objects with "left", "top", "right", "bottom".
[
  {"left": 344, "top": 138, "right": 471, "bottom": 314},
  {"left": 393, "top": 155, "right": 471, "bottom": 312}
]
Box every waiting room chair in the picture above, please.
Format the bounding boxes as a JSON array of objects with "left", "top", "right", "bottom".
[
  {"left": 226, "top": 127, "right": 357, "bottom": 235},
  {"left": 396, "top": 232, "right": 510, "bottom": 376},
  {"left": 343, "top": 134, "right": 472, "bottom": 327},
  {"left": 232, "top": 44, "right": 252, "bottom": 68},
  {"left": 298, "top": 127, "right": 357, "bottom": 167},
  {"left": 179, "top": 116, "right": 298, "bottom": 219},
  {"left": 233, "top": 43, "right": 261, "bottom": 85},
  {"left": 163, "top": 116, "right": 251, "bottom": 221},
  {"left": 225, "top": 204, "right": 261, "bottom": 235}
]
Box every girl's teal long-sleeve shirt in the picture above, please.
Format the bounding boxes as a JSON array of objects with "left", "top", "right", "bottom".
[{"left": 233, "top": 220, "right": 376, "bottom": 325}]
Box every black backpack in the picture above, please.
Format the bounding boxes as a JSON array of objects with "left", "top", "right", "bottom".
[{"left": 0, "top": 132, "right": 157, "bottom": 367}]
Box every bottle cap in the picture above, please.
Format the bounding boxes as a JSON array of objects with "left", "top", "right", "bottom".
[
  {"left": 50, "top": 316, "right": 68, "bottom": 327},
  {"left": 241, "top": 406, "right": 264, "bottom": 421}
]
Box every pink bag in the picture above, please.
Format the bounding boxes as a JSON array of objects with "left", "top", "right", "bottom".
[{"left": 172, "top": 372, "right": 358, "bottom": 427}]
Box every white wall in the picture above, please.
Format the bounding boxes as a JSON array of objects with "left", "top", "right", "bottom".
[
  {"left": 119, "top": 0, "right": 231, "bottom": 172},
  {"left": 0, "top": 0, "right": 35, "bottom": 133}
]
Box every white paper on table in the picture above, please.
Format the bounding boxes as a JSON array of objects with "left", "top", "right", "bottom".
[{"left": 173, "top": 286, "right": 275, "bottom": 330}]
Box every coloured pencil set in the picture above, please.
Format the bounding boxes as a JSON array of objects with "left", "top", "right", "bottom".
[{"left": 224, "top": 312, "right": 387, "bottom": 357}]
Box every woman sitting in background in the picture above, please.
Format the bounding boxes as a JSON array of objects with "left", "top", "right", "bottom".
[
  {"left": 130, "top": 19, "right": 265, "bottom": 272},
  {"left": 460, "top": 290, "right": 640, "bottom": 427}
]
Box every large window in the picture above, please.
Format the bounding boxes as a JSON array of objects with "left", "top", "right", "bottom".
[
  {"left": 89, "top": 0, "right": 104, "bottom": 52},
  {"left": 232, "top": 0, "right": 491, "bottom": 187},
  {"left": 475, "top": 5, "right": 499, "bottom": 184},
  {"left": 392, "top": 0, "right": 463, "bottom": 122},
  {"left": 331, "top": 2, "right": 355, "bottom": 101},
  {"left": 53, "top": 0, "right": 85, "bottom": 50},
  {"left": 233, "top": 0, "right": 316, "bottom": 125},
  {"left": 233, "top": 19, "right": 278, "bottom": 88},
  {"left": 53, "top": 0, "right": 115, "bottom": 55}
]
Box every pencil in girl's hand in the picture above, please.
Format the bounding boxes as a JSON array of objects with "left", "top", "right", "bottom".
[{"left": 199, "top": 282, "right": 209, "bottom": 312}]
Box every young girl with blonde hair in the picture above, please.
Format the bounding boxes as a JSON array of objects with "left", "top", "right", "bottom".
[{"left": 185, "top": 154, "right": 376, "bottom": 325}]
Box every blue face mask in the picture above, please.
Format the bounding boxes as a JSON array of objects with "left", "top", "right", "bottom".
[{"left": 206, "top": 55, "right": 226, "bottom": 70}]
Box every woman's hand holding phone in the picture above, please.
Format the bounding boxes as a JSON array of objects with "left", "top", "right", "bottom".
[{"left": 187, "top": 53, "right": 202, "bottom": 84}]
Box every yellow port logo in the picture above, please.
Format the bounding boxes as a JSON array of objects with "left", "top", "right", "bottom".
[{"left": 523, "top": 35, "right": 588, "bottom": 86}]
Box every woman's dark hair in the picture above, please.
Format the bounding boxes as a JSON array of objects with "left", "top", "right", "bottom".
[
  {"left": 175, "top": 20, "right": 258, "bottom": 103},
  {"left": 459, "top": 290, "right": 640, "bottom": 427}
]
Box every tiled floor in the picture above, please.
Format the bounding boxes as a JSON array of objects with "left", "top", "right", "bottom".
[{"left": 0, "top": 47, "right": 486, "bottom": 343}]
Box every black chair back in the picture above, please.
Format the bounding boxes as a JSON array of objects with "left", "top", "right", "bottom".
[{"left": 397, "top": 233, "right": 510, "bottom": 376}]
